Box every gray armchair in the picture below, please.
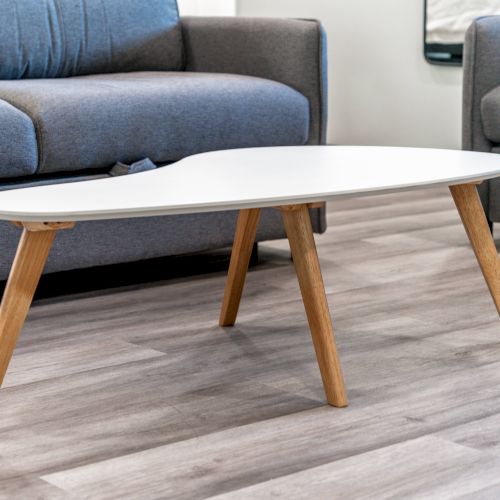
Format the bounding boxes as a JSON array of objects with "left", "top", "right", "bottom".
[
  {"left": 0, "top": 0, "right": 328, "bottom": 279},
  {"left": 463, "top": 16, "right": 500, "bottom": 227}
]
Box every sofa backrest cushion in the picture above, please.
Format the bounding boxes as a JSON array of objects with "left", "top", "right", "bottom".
[{"left": 0, "top": 0, "right": 183, "bottom": 79}]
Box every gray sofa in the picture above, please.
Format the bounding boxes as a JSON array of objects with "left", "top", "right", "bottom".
[
  {"left": 0, "top": 0, "right": 328, "bottom": 280},
  {"left": 463, "top": 16, "right": 500, "bottom": 228}
]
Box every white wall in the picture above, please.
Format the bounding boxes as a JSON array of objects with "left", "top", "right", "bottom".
[
  {"left": 178, "top": 0, "right": 235, "bottom": 16},
  {"left": 238, "top": 0, "right": 463, "bottom": 149}
]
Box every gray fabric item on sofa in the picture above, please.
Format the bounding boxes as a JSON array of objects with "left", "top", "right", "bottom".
[
  {"left": 0, "top": 0, "right": 183, "bottom": 80},
  {"left": 0, "top": 99, "right": 38, "bottom": 178},
  {"left": 0, "top": 72, "right": 310, "bottom": 174},
  {"left": 109, "top": 159, "right": 157, "bottom": 177}
]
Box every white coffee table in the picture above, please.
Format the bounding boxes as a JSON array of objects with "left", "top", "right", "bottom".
[{"left": 0, "top": 146, "right": 499, "bottom": 408}]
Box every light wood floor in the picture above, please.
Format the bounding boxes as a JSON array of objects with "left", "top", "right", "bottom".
[{"left": 1, "top": 187, "right": 499, "bottom": 499}]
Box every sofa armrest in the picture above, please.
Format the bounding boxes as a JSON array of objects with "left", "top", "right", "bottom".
[
  {"left": 463, "top": 16, "right": 500, "bottom": 152},
  {"left": 181, "top": 17, "right": 328, "bottom": 145}
]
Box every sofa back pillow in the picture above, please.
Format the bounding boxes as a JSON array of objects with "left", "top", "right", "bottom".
[{"left": 0, "top": 0, "right": 183, "bottom": 79}]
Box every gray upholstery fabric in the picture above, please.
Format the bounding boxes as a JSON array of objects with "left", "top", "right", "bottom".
[
  {"left": 481, "top": 86, "right": 500, "bottom": 142},
  {"left": 0, "top": 0, "right": 183, "bottom": 79},
  {"left": 0, "top": 206, "right": 325, "bottom": 281},
  {"left": 462, "top": 16, "right": 500, "bottom": 221},
  {"left": 490, "top": 177, "right": 500, "bottom": 218},
  {"left": 182, "top": 17, "right": 328, "bottom": 145},
  {"left": 0, "top": 99, "right": 38, "bottom": 178},
  {"left": 0, "top": 72, "right": 309, "bottom": 175}
]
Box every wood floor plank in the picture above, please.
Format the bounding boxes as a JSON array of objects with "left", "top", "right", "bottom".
[
  {"left": 0, "top": 363, "right": 321, "bottom": 479},
  {"left": 0, "top": 457, "right": 68, "bottom": 500},
  {"left": 457, "top": 484, "right": 500, "bottom": 499},
  {"left": 437, "top": 412, "right": 500, "bottom": 455},
  {"left": 207, "top": 437, "right": 500, "bottom": 500},
  {"left": 3, "top": 336, "right": 165, "bottom": 388}
]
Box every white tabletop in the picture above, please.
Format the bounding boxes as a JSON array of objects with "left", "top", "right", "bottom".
[{"left": 1, "top": 146, "right": 499, "bottom": 222}]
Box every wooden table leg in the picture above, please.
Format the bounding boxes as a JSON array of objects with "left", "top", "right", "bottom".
[
  {"left": 0, "top": 222, "right": 74, "bottom": 386},
  {"left": 450, "top": 184, "right": 500, "bottom": 316},
  {"left": 220, "top": 209, "right": 261, "bottom": 327},
  {"left": 281, "top": 205, "right": 348, "bottom": 407}
]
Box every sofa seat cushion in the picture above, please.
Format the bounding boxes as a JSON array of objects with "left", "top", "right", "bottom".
[
  {"left": 0, "top": 0, "right": 182, "bottom": 79},
  {"left": 481, "top": 85, "right": 500, "bottom": 143},
  {"left": 0, "top": 100, "right": 38, "bottom": 179},
  {"left": 0, "top": 72, "right": 310, "bottom": 175}
]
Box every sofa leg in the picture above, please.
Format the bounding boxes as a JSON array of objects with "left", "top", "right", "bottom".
[
  {"left": 0, "top": 222, "right": 74, "bottom": 386},
  {"left": 220, "top": 209, "right": 261, "bottom": 327},
  {"left": 280, "top": 204, "right": 348, "bottom": 408},
  {"left": 450, "top": 184, "right": 500, "bottom": 316}
]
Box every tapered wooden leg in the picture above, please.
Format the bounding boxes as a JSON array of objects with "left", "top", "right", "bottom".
[
  {"left": 220, "top": 209, "right": 261, "bottom": 326},
  {"left": 281, "top": 205, "right": 348, "bottom": 407},
  {"left": 0, "top": 222, "right": 73, "bottom": 386},
  {"left": 450, "top": 184, "right": 500, "bottom": 316}
]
